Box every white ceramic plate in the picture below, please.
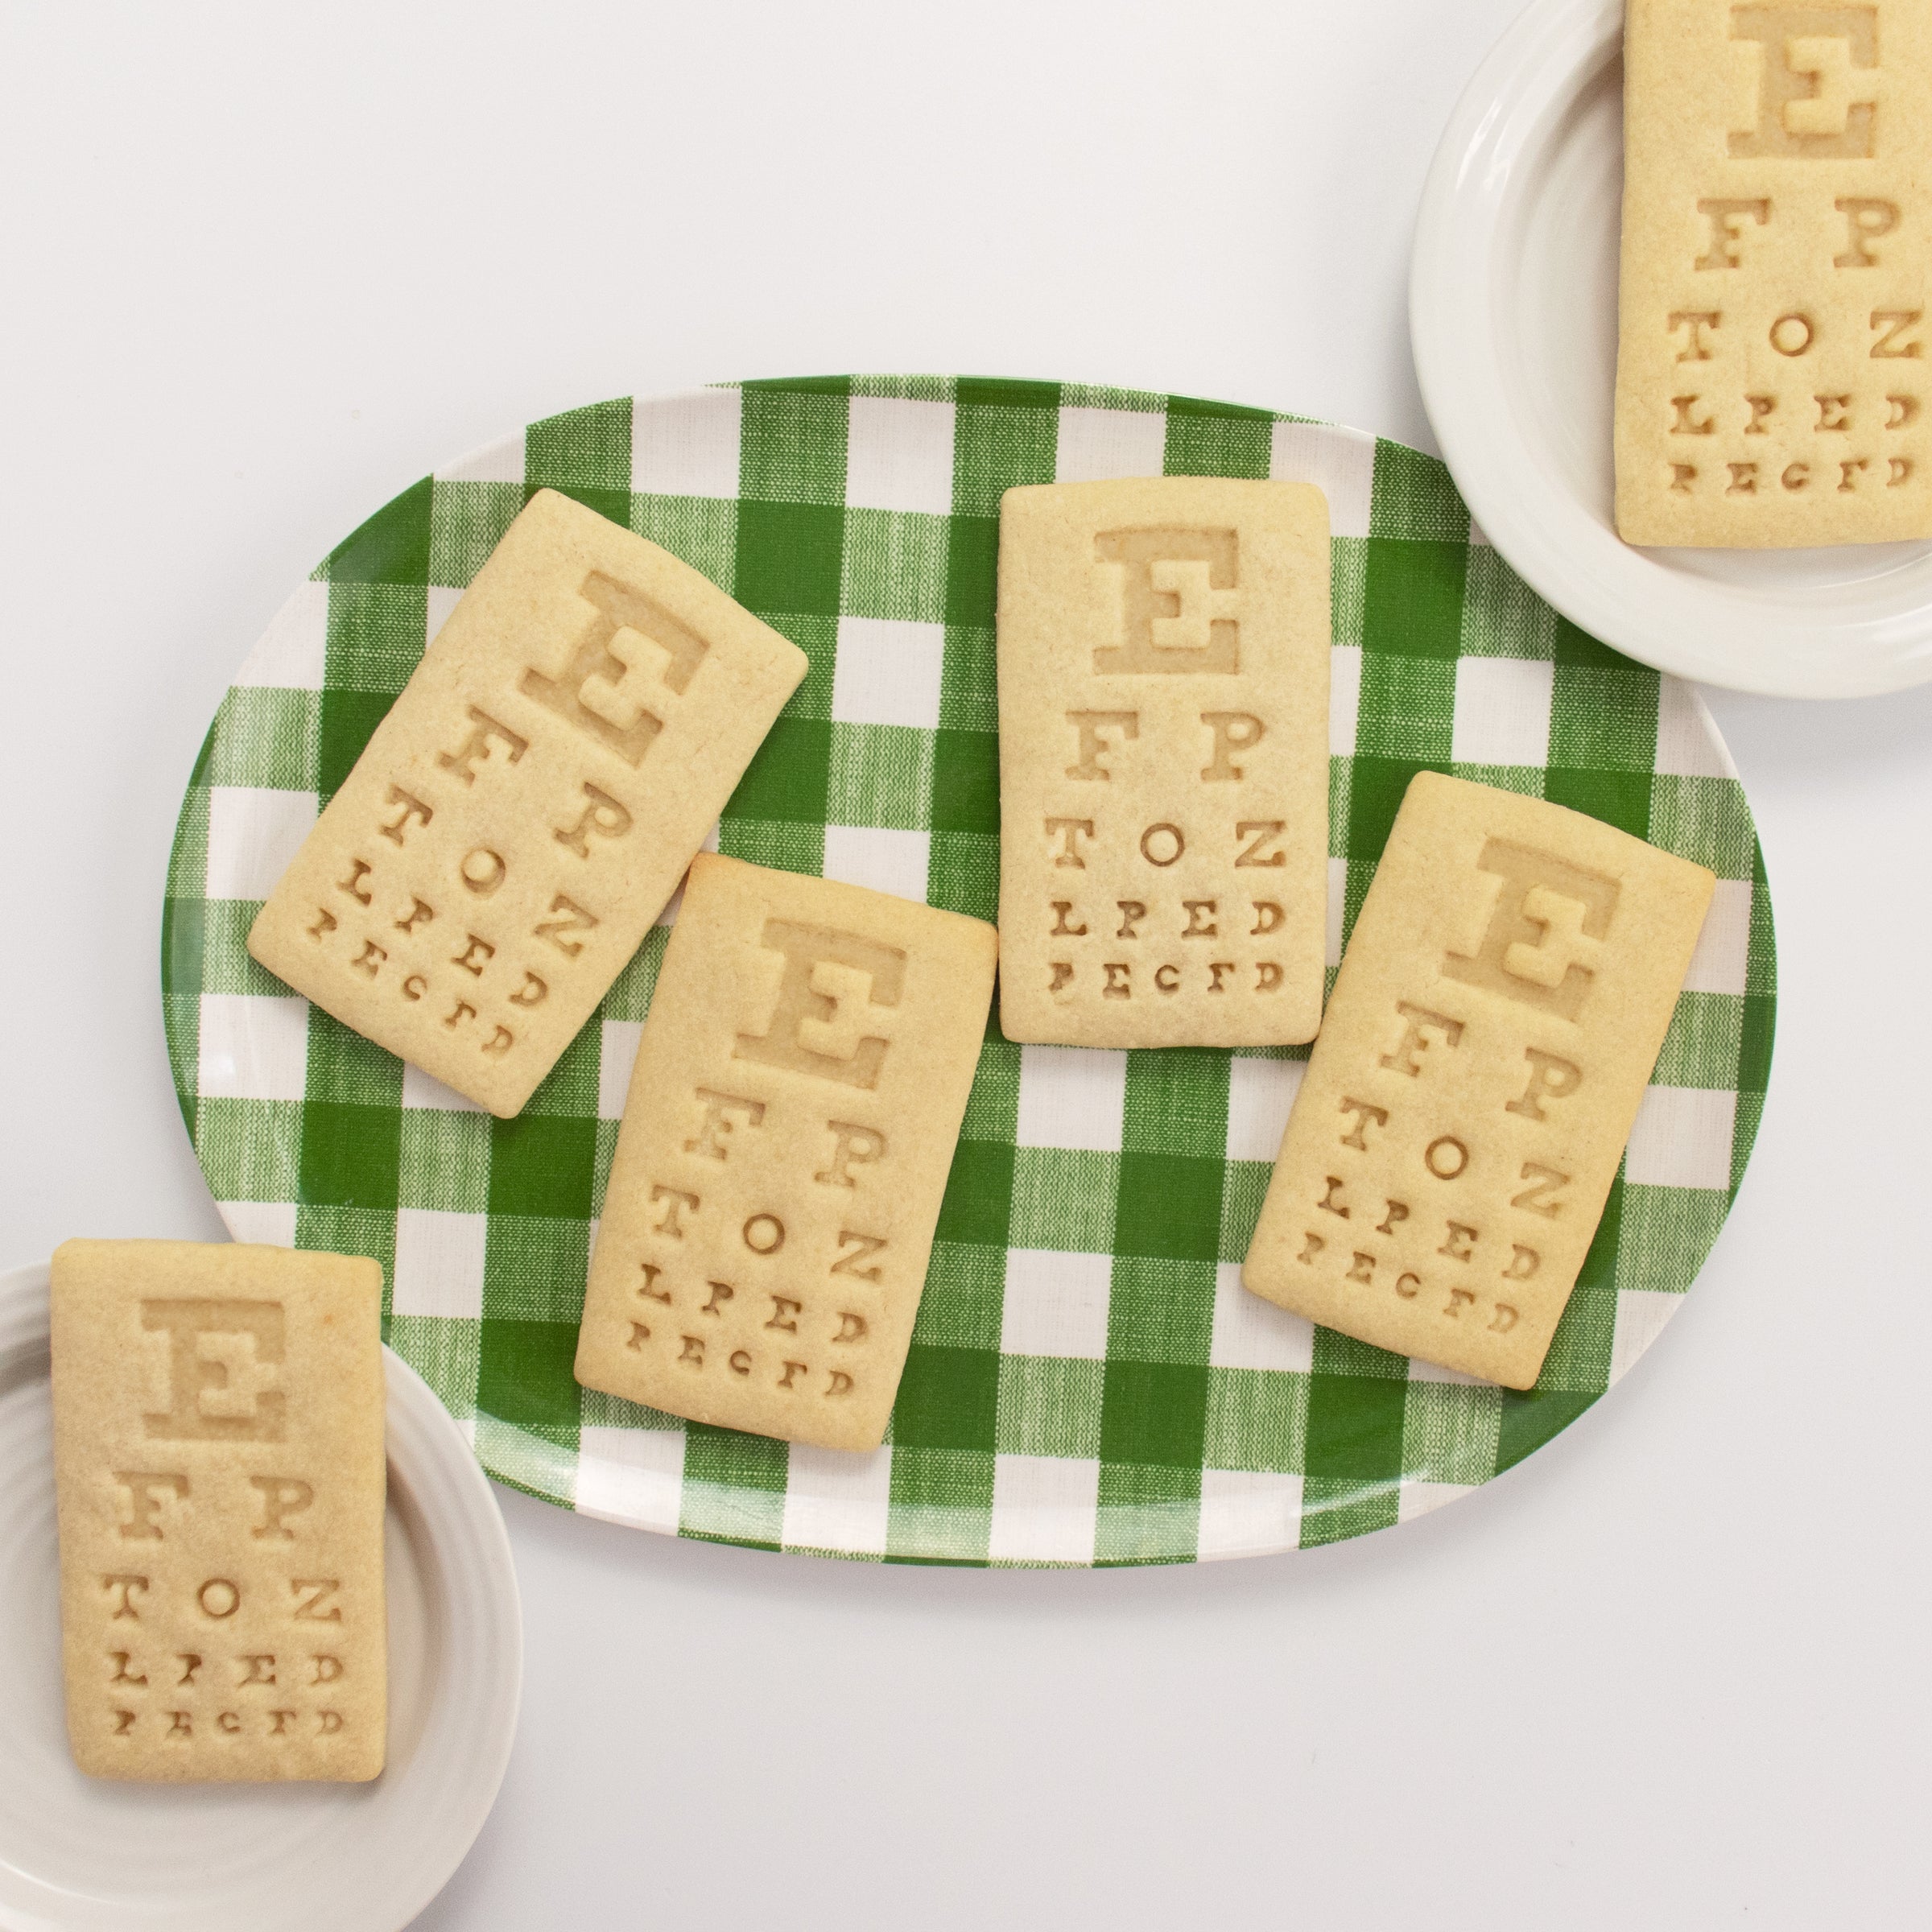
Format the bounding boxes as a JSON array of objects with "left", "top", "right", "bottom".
[
  {"left": 0, "top": 1260, "right": 522, "bottom": 1932},
  {"left": 1410, "top": 0, "right": 1932, "bottom": 699}
]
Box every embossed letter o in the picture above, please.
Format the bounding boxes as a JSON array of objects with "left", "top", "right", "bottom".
[
  {"left": 1140, "top": 823, "right": 1185, "bottom": 866},
  {"left": 198, "top": 1579, "right": 240, "bottom": 1619},
  {"left": 743, "top": 1214, "right": 786, "bottom": 1254},
  {"left": 1425, "top": 1136, "right": 1469, "bottom": 1180},
  {"left": 460, "top": 847, "right": 507, "bottom": 894}
]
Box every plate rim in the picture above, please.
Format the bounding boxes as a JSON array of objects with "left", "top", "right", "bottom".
[
  {"left": 0, "top": 1257, "right": 522, "bottom": 1932},
  {"left": 1409, "top": 0, "right": 1932, "bottom": 700}
]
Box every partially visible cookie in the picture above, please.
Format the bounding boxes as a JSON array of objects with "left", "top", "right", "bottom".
[{"left": 1616, "top": 0, "right": 1932, "bottom": 546}]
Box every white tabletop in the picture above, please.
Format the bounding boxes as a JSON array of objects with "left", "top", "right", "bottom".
[{"left": 2, "top": 2, "right": 1926, "bottom": 1924}]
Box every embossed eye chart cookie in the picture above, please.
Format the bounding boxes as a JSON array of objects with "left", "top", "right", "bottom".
[
  {"left": 1244, "top": 774, "right": 1715, "bottom": 1389},
  {"left": 576, "top": 853, "right": 997, "bottom": 1451},
  {"left": 996, "top": 477, "right": 1331, "bottom": 1048},
  {"left": 49, "top": 1240, "right": 386, "bottom": 1781},
  {"left": 1616, "top": 0, "right": 1932, "bottom": 546},
  {"left": 248, "top": 488, "right": 808, "bottom": 1116}
]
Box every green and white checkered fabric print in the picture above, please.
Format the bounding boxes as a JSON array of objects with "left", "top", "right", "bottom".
[{"left": 162, "top": 378, "right": 1776, "bottom": 1565}]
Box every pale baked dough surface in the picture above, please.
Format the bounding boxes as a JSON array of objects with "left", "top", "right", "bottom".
[
  {"left": 249, "top": 489, "right": 807, "bottom": 1115},
  {"left": 575, "top": 854, "right": 997, "bottom": 1451},
  {"left": 996, "top": 477, "right": 1330, "bottom": 1046},
  {"left": 1243, "top": 773, "right": 1713, "bottom": 1388},
  {"left": 1616, "top": 0, "right": 1932, "bottom": 546},
  {"left": 50, "top": 1240, "right": 387, "bottom": 1781}
]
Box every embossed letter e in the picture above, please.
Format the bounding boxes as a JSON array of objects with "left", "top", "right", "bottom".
[
  {"left": 733, "top": 920, "right": 907, "bottom": 1088},
  {"left": 141, "top": 1299, "right": 286, "bottom": 1442},
  {"left": 520, "top": 571, "right": 712, "bottom": 767},
  {"left": 1729, "top": 6, "right": 1880, "bottom": 160},
  {"left": 1092, "top": 528, "right": 1240, "bottom": 674},
  {"left": 1439, "top": 840, "right": 1620, "bottom": 1022}
]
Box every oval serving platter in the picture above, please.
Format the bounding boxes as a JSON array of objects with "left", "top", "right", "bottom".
[{"left": 162, "top": 378, "right": 1775, "bottom": 1565}]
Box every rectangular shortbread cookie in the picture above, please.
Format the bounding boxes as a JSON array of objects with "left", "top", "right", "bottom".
[
  {"left": 249, "top": 489, "right": 808, "bottom": 1117},
  {"left": 1616, "top": 0, "right": 1932, "bottom": 546},
  {"left": 996, "top": 477, "right": 1331, "bottom": 1047},
  {"left": 50, "top": 1240, "right": 386, "bottom": 1781},
  {"left": 575, "top": 854, "right": 997, "bottom": 1451},
  {"left": 1242, "top": 773, "right": 1714, "bottom": 1388}
]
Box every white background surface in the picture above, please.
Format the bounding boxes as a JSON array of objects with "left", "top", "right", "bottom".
[{"left": 2, "top": 2, "right": 1927, "bottom": 1925}]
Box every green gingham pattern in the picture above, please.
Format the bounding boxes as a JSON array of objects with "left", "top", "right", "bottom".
[{"left": 161, "top": 378, "right": 1776, "bottom": 1564}]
